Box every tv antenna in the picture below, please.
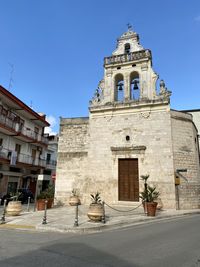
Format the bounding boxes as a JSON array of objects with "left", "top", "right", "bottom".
[{"left": 8, "top": 63, "right": 14, "bottom": 91}]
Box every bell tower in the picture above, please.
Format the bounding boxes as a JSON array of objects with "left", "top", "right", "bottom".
[{"left": 90, "top": 25, "right": 171, "bottom": 108}]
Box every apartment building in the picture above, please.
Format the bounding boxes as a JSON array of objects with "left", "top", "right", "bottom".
[
  {"left": 38, "top": 134, "right": 58, "bottom": 191},
  {"left": 0, "top": 85, "right": 49, "bottom": 198}
]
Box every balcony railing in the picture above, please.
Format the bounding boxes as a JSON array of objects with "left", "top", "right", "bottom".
[
  {"left": 38, "top": 135, "right": 48, "bottom": 145},
  {"left": 18, "top": 153, "right": 46, "bottom": 167},
  {"left": 0, "top": 147, "right": 46, "bottom": 167},
  {"left": 38, "top": 158, "right": 47, "bottom": 167},
  {"left": 0, "top": 114, "right": 17, "bottom": 132},
  {"left": 20, "top": 127, "right": 37, "bottom": 140},
  {"left": 0, "top": 146, "right": 10, "bottom": 160},
  {"left": 46, "top": 159, "right": 57, "bottom": 169},
  {"left": 0, "top": 114, "right": 48, "bottom": 145},
  {"left": 104, "top": 49, "right": 152, "bottom": 65}
]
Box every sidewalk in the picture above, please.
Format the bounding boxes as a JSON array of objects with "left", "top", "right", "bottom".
[{"left": 0, "top": 203, "right": 200, "bottom": 234}]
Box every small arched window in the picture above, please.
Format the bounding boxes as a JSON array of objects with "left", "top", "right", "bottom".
[
  {"left": 115, "top": 74, "right": 124, "bottom": 102},
  {"left": 130, "top": 72, "right": 140, "bottom": 100},
  {"left": 124, "top": 43, "right": 130, "bottom": 54}
]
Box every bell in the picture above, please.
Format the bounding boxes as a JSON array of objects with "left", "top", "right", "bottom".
[
  {"left": 133, "top": 80, "right": 139, "bottom": 90},
  {"left": 118, "top": 83, "right": 123, "bottom": 91}
]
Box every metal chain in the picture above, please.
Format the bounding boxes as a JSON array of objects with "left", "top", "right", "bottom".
[{"left": 104, "top": 202, "right": 143, "bottom": 212}]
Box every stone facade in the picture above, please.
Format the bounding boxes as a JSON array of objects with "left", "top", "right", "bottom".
[
  {"left": 55, "top": 27, "right": 200, "bottom": 209},
  {"left": 171, "top": 110, "right": 200, "bottom": 209}
]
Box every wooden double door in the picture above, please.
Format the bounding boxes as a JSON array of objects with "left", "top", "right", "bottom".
[{"left": 118, "top": 159, "right": 139, "bottom": 201}]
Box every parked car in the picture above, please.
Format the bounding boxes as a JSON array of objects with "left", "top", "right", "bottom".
[{"left": 17, "top": 189, "right": 34, "bottom": 204}]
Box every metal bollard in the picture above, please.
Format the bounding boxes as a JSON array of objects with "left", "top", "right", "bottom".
[
  {"left": 74, "top": 203, "right": 79, "bottom": 227},
  {"left": 27, "top": 196, "right": 31, "bottom": 212},
  {"left": 144, "top": 201, "right": 148, "bottom": 215},
  {"left": 102, "top": 201, "right": 106, "bottom": 224},
  {"left": 1, "top": 199, "right": 7, "bottom": 224},
  {"left": 42, "top": 200, "right": 48, "bottom": 224}
]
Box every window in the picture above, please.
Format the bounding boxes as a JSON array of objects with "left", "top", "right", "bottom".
[
  {"left": 46, "top": 153, "right": 51, "bottom": 164},
  {"left": 34, "top": 127, "right": 39, "bottom": 134},
  {"left": 15, "top": 144, "right": 21, "bottom": 154},
  {"left": 34, "top": 127, "right": 39, "bottom": 139},
  {"left": 124, "top": 43, "right": 130, "bottom": 54},
  {"left": 19, "top": 119, "right": 24, "bottom": 132},
  {"left": 2, "top": 108, "right": 8, "bottom": 116}
]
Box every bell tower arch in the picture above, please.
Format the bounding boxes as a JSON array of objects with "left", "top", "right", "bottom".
[{"left": 90, "top": 25, "right": 171, "bottom": 108}]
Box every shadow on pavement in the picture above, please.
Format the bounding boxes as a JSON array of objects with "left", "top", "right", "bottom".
[{"left": 0, "top": 242, "right": 138, "bottom": 267}]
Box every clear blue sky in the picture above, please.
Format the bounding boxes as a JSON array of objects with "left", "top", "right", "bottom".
[{"left": 0, "top": 0, "right": 200, "bottom": 133}]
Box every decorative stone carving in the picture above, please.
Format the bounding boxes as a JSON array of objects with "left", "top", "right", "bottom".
[
  {"left": 140, "top": 111, "right": 151, "bottom": 118},
  {"left": 89, "top": 80, "right": 104, "bottom": 106},
  {"left": 159, "top": 79, "right": 172, "bottom": 100}
]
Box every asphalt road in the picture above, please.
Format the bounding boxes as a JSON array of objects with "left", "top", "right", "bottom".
[{"left": 0, "top": 215, "right": 200, "bottom": 267}]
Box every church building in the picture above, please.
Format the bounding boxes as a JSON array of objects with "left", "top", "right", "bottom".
[{"left": 55, "top": 27, "right": 200, "bottom": 209}]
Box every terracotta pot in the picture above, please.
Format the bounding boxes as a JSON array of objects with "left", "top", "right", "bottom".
[
  {"left": 47, "top": 198, "right": 54, "bottom": 209},
  {"left": 87, "top": 203, "right": 103, "bottom": 222},
  {"left": 37, "top": 198, "right": 53, "bottom": 211},
  {"left": 36, "top": 199, "right": 46, "bottom": 211},
  {"left": 146, "top": 202, "right": 158, "bottom": 216},
  {"left": 155, "top": 198, "right": 163, "bottom": 210},
  {"left": 6, "top": 201, "right": 22, "bottom": 216},
  {"left": 69, "top": 196, "right": 81, "bottom": 206}
]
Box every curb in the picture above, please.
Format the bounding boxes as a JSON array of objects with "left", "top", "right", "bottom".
[
  {"left": 0, "top": 224, "right": 36, "bottom": 230},
  {"left": 1, "top": 211, "right": 200, "bottom": 233},
  {"left": 36, "top": 211, "right": 200, "bottom": 234}
]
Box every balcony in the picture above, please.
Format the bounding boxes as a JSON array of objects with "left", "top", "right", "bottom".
[
  {"left": 0, "top": 146, "right": 10, "bottom": 161},
  {"left": 0, "top": 114, "right": 48, "bottom": 146},
  {"left": 104, "top": 49, "right": 152, "bottom": 66},
  {"left": 0, "top": 114, "right": 17, "bottom": 133},
  {"left": 0, "top": 147, "right": 46, "bottom": 168},
  {"left": 37, "top": 134, "right": 49, "bottom": 145},
  {"left": 18, "top": 153, "right": 46, "bottom": 168},
  {"left": 46, "top": 159, "right": 57, "bottom": 169}
]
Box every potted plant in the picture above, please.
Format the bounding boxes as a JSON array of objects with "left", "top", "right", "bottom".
[
  {"left": 87, "top": 192, "right": 104, "bottom": 222},
  {"left": 145, "top": 185, "right": 160, "bottom": 216},
  {"left": 36, "top": 184, "right": 55, "bottom": 211},
  {"left": 140, "top": 175, "right": 149, "bottom": 214},
  {"left": 69, "top": 189, "right": 81, "bottom": 206},
  {"left": 140, "top": 175, "right": 160, "bottom": 216},
  {"left": 6, "top": 193, "right": 22, "bottom": 216}
]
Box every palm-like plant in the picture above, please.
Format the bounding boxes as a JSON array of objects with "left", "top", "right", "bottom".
[
  {"left": 90, "top": 192, "right": 102, "bottom": 204},
  {"left": 140, "top": 175, "right": 149, "bottom": 202},
  {"left": 140, "top": 175, "right": 159, "bottom": 202},
  {"left": 146, "top": 185, "right": 160, "bottom": 202},
  {"left": 71, "top": 188, "right": 79, "bottom": 197}
]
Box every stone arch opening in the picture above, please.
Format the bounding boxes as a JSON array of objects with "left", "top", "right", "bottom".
[
  {"left": 130, "top": 71, "right": 140, "bottom": 100},
  {"left": 115, "top": 73, "right": 124, "bottom": 102},
  {"left": 124, "top": 43, "right": 131, "bottom": 54}
]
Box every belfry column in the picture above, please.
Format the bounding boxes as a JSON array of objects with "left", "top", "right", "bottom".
[{"left": 124, "top": 73, "right": 130, "bottom": 101}]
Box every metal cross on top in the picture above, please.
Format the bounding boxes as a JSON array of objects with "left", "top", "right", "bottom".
[{"left": 127, "top": 23, "right": 132, "bottom": 31}]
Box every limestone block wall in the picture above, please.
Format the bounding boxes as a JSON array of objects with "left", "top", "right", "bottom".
[
  {"left": 187, "top": 110, "right": 200, "bottom": 151},
  {"left": 85, "top": 103, "right": 176, "bottom": 208},
  {"left": 55, "top": 117, "right": 89, "bottom": 204},
  {"left": 171, "top": 110, "right": 200, "bottom": 209},
  {"left": 56, "top": 106, "right": 200, "bottom": 209}
]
